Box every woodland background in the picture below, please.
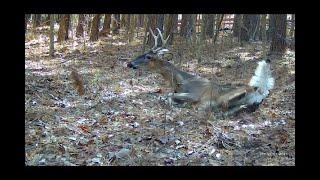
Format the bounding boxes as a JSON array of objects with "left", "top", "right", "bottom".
[{"left": 25, "top": 14, "right": 295, "bottom": 166}]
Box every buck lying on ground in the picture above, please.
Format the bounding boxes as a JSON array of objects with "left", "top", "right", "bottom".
[{"left": 127, "top": 28, "right": 275, "bottom": 116}]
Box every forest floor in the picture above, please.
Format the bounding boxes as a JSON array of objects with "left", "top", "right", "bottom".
[{"left": 25, "top": 27, "right": 295, "bottom": 166}]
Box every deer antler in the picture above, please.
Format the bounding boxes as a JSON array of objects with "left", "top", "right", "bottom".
[
  {"left": 156, "top": 28, "right": 170, "bottom": 48},
  {"left": 149, "top": 28, "right": 159, "bottom": 51}
]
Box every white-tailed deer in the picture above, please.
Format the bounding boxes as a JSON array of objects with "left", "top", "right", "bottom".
[{"left": 128, "top": 28, "right": 275, "bottom": 116}]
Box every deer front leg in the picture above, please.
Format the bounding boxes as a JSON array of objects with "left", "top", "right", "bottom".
[{"left": 167, "top": 92, "right": 200, "bottom": 105}]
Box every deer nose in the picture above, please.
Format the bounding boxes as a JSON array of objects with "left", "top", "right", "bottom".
[{"left": 127, "top": 62, "right": 137, "bottom": 69}]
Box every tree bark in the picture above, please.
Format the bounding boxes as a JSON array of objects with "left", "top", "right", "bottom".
[
  {"left": 270, "top": 14, "right": 287, "bottom": 55},
  {"left": 289, "top": 14, "right": 295, "bottom": 38},
  {"left": 57, "top": 14, "right": 70, "bottom": 42},
  {"left": 206, "top": 14, "right": 215, "bottom": 38},
  {"left": 172, "top": 14, "right": 179, "bottom": 33},
  {"left": 49, "top": 14, "right": 55, "bottom": 57},
  {"left": 32, "top": 14, "right": 41, "bottom": 29},
  {"left": 146, "top": 14, "right": 157, "bottom": 46},
  {"left": 164, "top": 14, "right": 175, "bottom": 45},
  {"left": 128, "top": 15, "right": 136, "bottom": 42},
  {"left": 267, "top": 14, "right": 275, "bottom": 42},
  {"left": 137, "top": 15, "right": 144, "bottom": 27},
  {"left": 89, "top": 14, "right": 101, "bottom": 41},
  {"left": 112, "top": 14, "right": 120, "bottom": 34},
  {"left": 213, "top": 14, "right": 224, "bottom": 45},
  {"left": 99, "top": 14, "right": 111, "bottom": 37},
  {"left": 260, "top": 14, "right": 267, "bottom": 42},
  {"left": 76, "top": 14, "right": 85, "bottom": 37},
  {"left": 156, "top": 14, "right": 165, "bottom": 46},
  {"left": 233, "top": 14, "right": 242, "bottom": 38},
  {"left": 25, "top": 14, "right": 31, "bottom": 32},
  {"left": 241, "top": 15, "right": 250, "bottom": 42}
]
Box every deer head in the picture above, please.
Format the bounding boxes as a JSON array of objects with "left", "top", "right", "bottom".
[{"left": 127, "top": 28, "right": 171, "bottom": 69}]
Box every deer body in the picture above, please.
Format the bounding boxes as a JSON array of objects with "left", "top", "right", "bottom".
[{"left": 127, "top": 28, "right": 274, "bottom": 116}]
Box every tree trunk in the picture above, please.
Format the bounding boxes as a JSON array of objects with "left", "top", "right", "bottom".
[
  {"left": 99, "top": 14, "right": 111, "bottom": 37},
  {"left": 45, "top": 14, "right": 50, "bottom": 26},
  {"left": 270, "top": 14, "right": 287, "bottom": 55},
  {"left": 172, "top": 14, "right": 179, "bottom": 33},
  {"left": 146, "top": 14, "right": 157, "bottom": 46},
  {"left": 90, "top": 14, "right": 101, "bottom": 41},
  {"left": 240, "top": 15, "right": 250, "bottom": 42},
  {"left": 206, "top": 14, "right": 215, "bottom": 38},
  {"left": 249, "top": 15, "right": 260, "bottom": 41},
  {"left": 25, "top": 14, "right": 31, "bottom": 32},
  {"left": 213, "top": 14, "right": 224, "bottom": 45},
  {"left": 128, "top": 15, "right": 136, "bottom": 42},
  {"left": 121, "top": 14, "right": 132, "bottom": 34},
  {"left": 260, "top": 14, "right": 267, "bottom": 42},
  {"left": 180, "top": 14, "right": 195, "bottom": 41},
  {"left": 180, "top": 14, "right": 191, "bottom": 37},
  {"left": 49, "top": 14, "right": 55, "bottom": 57},
  {"left": 32, "top": 14, "right": 41, "bottom": 29},
  {"left": 137, "top": 15, "right": 144, "bottom": 27},
  {"left": 240, "top": 15, "right": 260, "bottom": 42},
  {"left": 56, "top": 14, "right": 62, "bottom": 23},
  {"left": 289, "top": 14, "right": 295, "bottom": 38},
  {"left": 57, "top": 14, "right": 70, "bottom": 42},
  {"left": 267, "top": 14, "right": 275, "bottom": 42},
  {"left": 86, "top": 15, "right": 92, "bottom": 34},
  {"left": 76, "top": 14, "right": 85, "bottom": 37},
  {"left": 200, "top": 14, "right": 208, "bottom": 41},
  {"left": 156, "top": 14, "right": 165, "bottom": 46},
  {"left": 112, "top": 14, "right": 120, "bottom": 34},
  {"left": 121, "top": 14, "right": 127, "bottom": 29},
  {"left": 233, "top": 14, "right": 242, "bottom": 38},
  {"left": 164, "top": 14, "right": 175, "bottom": 45}
]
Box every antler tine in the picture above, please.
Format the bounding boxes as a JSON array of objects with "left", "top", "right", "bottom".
[
  {"left": 156, "top": 28, "right": 170, "bottom": 47},
  {"left": 149, "top": 28, "right": 159, "bottom": 51}
]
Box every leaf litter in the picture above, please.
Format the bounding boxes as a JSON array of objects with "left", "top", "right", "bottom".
[{"left": 25, "top": 27, "right": 295, "bottom": 166}]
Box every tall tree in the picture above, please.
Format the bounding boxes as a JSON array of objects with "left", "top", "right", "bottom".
[
  {"left": 200, "top": 14, "right": 208, "bottom": 41},
  {"left": 121, "top": 14, "right": 127, "bottom": 29},
  {"left": 180, "top": 14, "right": 192, "bottom": 38},
  {"left": 146, "top": 14, "right": 157, "bottom": 46},
  {"left": 90, "top": 14, "right": 101, "bottom": 41},
  {"left": 270, "top": 14, "right": 287, "bottom": 55},
  {"left": 233, "top": 14, "right": 242, "bottom": 38},
  {"left": 76, "top": 14, "right": 85, "bottom": 37},
  {"left": 289, "top": 14, "right": 295, "bottom": 38},
  {"left": 100, "top": 14, "right": 111, "bottom": 37},
  {"left": 112, "top": 14, "right": 120, "bottom": 34},
  {"left": 128, "top": 15, "right": 136, "bottom": 42},
  {"left": 126, "top": 15, "right": 131, "bottom": 33},
  {"left": 180, "top": 14, "right": 195, "bottom": 42},
  {"left": 240, "top": 15, "right": 260, "bottom": 42},
  {"left": 156, "top": 14, "right": 165, "bottom": 46},
  {"left": 164, "top": 14, "right": 175, "bottom": 45},
  {"left": 137, "top": 15, "right": 144, "bottom": 27},
  {"left": 25, "top": 14, "right": 31, "bottom": 32},
  {"left": 45, "top": 14, "right": 51, "bottom": 26},
  {"left": 249, "top": 15, "right": 260, "bottom": 41},
  {"left": 32, "top": 14, "right": 41, "bottom": 29},
  {"left": 206, "top": 14, "right": 215, "bottom": 38},
  {"left": 267, "top": 14, "right": 275, "bottom": 42},
  {"left": 57, "top": 14, "right": 70, "bottom": 42},
  {"left": 172, "top": 14, "right": 179, "bottom": 33},
  {"left": 213, "top": 14, "right": 224, "bottom": 44},
  {"left": 260, "top": 14, "right": 267, "bottom": 42},
  {"left": 49, "top": 14, "right": 55, "bottom": 57}
]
